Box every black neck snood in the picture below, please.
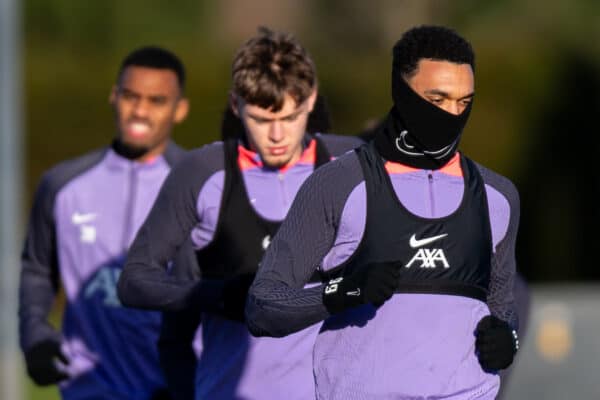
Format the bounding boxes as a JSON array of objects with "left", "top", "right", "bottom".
[
  {"left": 374, "top": 76, "right": 472, "bottom": 169},
  {"left": 111, "top": 138, "right": 150, "bottom": 161}
]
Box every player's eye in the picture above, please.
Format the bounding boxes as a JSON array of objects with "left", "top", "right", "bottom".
[
  {"left": 150, "top": 96, "right": 167, "bottom": 105},
  {"left": 283, "top": 114, "right": 299, "bottom": 122},
  {"left": 251, "top": 117, "right": 270, "bottom": 124},
  {"left": 120, "top": 91, "right": 137, "bottom": 101}
]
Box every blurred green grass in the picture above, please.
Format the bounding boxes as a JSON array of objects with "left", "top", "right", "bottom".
[{"left": 25, "top": 382, "right": 60, "bottom": 400}]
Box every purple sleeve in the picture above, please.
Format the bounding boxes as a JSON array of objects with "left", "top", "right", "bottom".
[
  {"left": 246, "top": 152, "right": 364, "bottom": 337},
  {"left": 117, "top": 143, "right": 227, "bottom": 312},
  {"left": 478, "top": 164, "right": 521, "bottom": 329},
  {"left": 19, "top": 150, "right": 105, "bottom": 351}
]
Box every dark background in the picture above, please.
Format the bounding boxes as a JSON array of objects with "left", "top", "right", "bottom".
[
  {"left": 20, "top": 1, "right": 600, "bottom": 397},
  {"left": 25, "top": 0, "right": 600, "bottom": 284}
]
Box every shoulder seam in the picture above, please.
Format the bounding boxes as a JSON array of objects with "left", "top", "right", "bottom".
[{"left": 41, "top": 148, "right": 108, "bottom": 201}]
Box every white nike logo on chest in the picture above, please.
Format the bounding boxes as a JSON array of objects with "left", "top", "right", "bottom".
[
  {"left": 409, "top": 233, "right": 448, "bottom": 248},
  {"left": 72, "top": 212, "right": 98, "bottom": 225}
]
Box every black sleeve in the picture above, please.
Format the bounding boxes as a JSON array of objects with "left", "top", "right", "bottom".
[
  {"left": 158, "top": 309, "right": 200, "bottom": 400},
  {"left": 19, "top": 173, "right": 62, "bottom": 351},
  {"left": 479, "top": 164, "right": 521, "bottom": 329},
  {"left": 162, "top": 140, "right": 188, "bottom": 167},
  {"left": 117, "top": 144, "right": 227, "bottom": 312},
  {"left": 318, "top": 133, "right": 364, "bottom": 157},
  {"left": 246, "top": 153, "right": 364, "bottom": 337},
  {"left": 157, "top": 238, "right": 201, "bottom": 400},
  {"left": 19, "top": 150, "right": 105, "bottom": 351}
]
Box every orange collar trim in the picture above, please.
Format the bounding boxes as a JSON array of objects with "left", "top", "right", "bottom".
[
  {"left": 237, "top": 139, "right": 317, "bottom": 172},
  {"left": 384, "top": 152, "right": 462, "bottom": 177}
]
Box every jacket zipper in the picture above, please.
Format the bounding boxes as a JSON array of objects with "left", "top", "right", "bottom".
[
  {"left": 277, "top": 171, "right": 287, "bottom": 213},
  {"left": 122, "top": 164, "right": 138, "bottom": 250},
  {"left": 428, "top": 172, "right": 435, "bottom": 218}
]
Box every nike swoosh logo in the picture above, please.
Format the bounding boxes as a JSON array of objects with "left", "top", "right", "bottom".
[
  {"left": 409, "top": 233, "right": 448, "bottom": 248},
  {"left": 346, "top": 289, "right": 361, "bottom": 296},
  {"left": 72, "top": 212, "right": 97, "bottom": 225}
]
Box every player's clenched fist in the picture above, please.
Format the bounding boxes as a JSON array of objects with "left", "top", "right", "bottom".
[
  {"left": 323, "top": 261, "right": 401, "bottom": 314},
  {"left": 475, "top": 315, "right": 519, "bottom": 371}
]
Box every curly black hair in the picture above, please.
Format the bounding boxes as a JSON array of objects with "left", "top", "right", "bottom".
[
  {"left": 392, "top": 25, "right": 475, "bottom": 81},
  {"left": 118, "top": 46, "right": 186, "bottom": 91}
]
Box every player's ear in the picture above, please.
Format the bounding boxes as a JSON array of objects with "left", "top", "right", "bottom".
[
  {"left": 174, "top": 97, "right": 189, "bottom": 124},
  {"left": 305, "top": 87, "right": 318, "bottom": 113},
  {"left": 230, "top": 92, "right": 242, "bottom": 117},
  {"left": 109, "top": 85, "right": 118, "bottom": 105}
]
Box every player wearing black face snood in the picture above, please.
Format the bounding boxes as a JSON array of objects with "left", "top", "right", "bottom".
[
  {"left": 374, "top": 67, "right": 472, "bottom": 170},
  {"left": 247, "top": 25, "right": 523, "bottom": 400}
]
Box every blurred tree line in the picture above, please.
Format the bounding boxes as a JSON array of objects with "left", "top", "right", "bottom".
[{"left": 24, "top": 0, "right": 600, "bottom": 284}]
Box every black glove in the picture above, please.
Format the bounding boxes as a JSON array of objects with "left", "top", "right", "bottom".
[
  {"left": 221, "top": 273, "right": 256, "bottom": 322},
  {"left": 475, "top": 315, "right": 519, "bottom": 372},
  {"left": 24, "top": 339, "right": 70, "bottom": 386},
  {"left": 323, "top": 261, "right": 401, "bottom": 314}
]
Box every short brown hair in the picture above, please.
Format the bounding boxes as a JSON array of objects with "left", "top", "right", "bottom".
[{"left": 232, "top": 27, "right": 317, "bottom": 112}]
